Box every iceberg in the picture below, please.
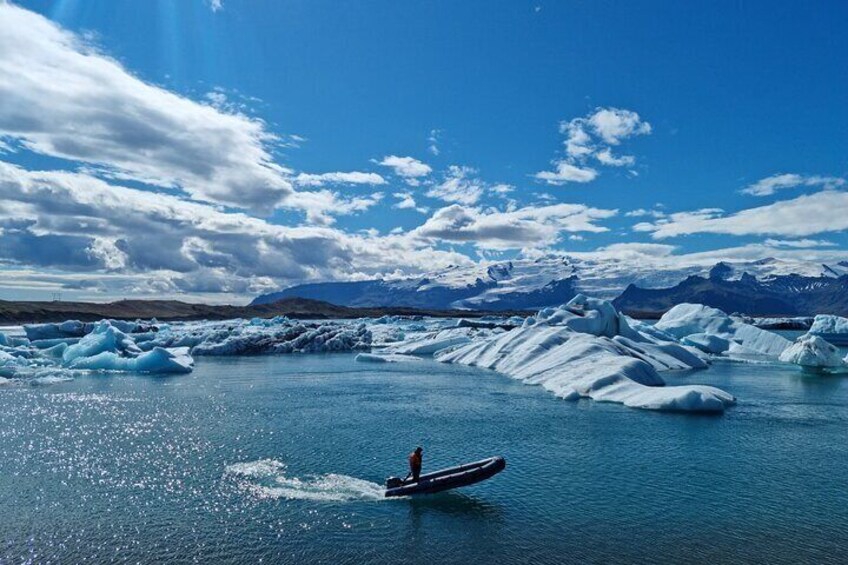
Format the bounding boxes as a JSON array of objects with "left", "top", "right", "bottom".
[
  {"left": 67, "top": 346, "right": 194, "bottom": 374},
  {"left": 809, "top": 315, "right": 848, "bottom": 335},
  {"left": 778, "top": 334, "right": 845, "bottom": 370},
  {"left": 388, "top": 327, "right": 476, "bottom": 355},
  {"left": 62, "top": 321, "right": 142, "bottom": 364},
  {"left": 655, "top": 303, "right": 790, "bottom": 357},
  {"left": 354, "top": 352, "right": 423, "bottom": 364},
  {"left": 190, "top": 322, "right": 371, "bottom": 356},
  {"left": 433, "top": 297, "right": 734, "bottom": 413}
]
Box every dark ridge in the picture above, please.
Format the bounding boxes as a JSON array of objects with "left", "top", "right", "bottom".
[
  {"left": 0, "top": 297, "right": 534, "bottom": 325},
  {"left": 613, "top": 274, "right": 848, "bottom": 318}
]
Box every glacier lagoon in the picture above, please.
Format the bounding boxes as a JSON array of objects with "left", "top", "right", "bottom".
[{"left": 1, "top": 345, "right": 847, "bottom": 564}]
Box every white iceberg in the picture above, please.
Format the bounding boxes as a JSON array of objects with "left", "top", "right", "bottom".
[
  {"left": 809, "top": 314, "right": 848, "bottom": 334},
  {"left": 434, "top": 297, "right": 734, "bottom": 413},
  {"left": 778, "top": 334, "right": 845, "bottom": 370},
  {"left": 354, "top": 352, "right": 423, "bottom": 364},
  {"left": 655, "top": 303, "right": 790, "bottom": 357},
  {"left": 388, "top": 327, "right": 476, "bottom": 355}
]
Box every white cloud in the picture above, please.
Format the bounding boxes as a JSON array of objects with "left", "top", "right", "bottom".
[
  {"left": 740, "top": 173, "right": 845, "bottom": 196},
  {"left": 0, "top": 4, "right": 291, "bottom": 210},
  {"left": 625, "top": 208, "right": 667, "bottom": 218},
  {"left": 209, "top": 0, "right": 223, "bottom": 12},
  {"left": 392, "top": 192, "right": 428, "bottom": 214},
  {"left": 636, "top": 191, "right": 848, "bottom": 239},
  {"left": 587, "top": 107, "right": 652, "bottom": 145},
  {"left": 428, "top": 129, "right": 441, "bottom": 156},
  {"left": 413, "top": 202, "right": 617, "bottom": 250},
  {"left": 283, "top": 190, "right": 384, "bottom": 225},
  {"left": 426, "top": 165, "right": 486, "bottom": 204},
  {"left": 489, "top": 183, "right": 514, "bottom": 196},
  {"left": 535, "top": 162, "right": 598, "bottom": 185},
  {"left": 0, "top": 161, "right": 474, "bottom": 298},
  {"left": 536, "top": 106, "right": 650, "bottom": 185},
  {"left": 595, "top": 147, "right": 635, "bottom": 167},
  {"left": 377, "top": 155, "right": 432, "bottom": 183},
  {"left": 294, "top": 171, "right": 386, "bottom": 187},
  {"left": 763, "top": 238, "right": 836, "bottom": 248}
]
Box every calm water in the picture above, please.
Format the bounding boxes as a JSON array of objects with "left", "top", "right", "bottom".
[{"left": 2, "top": 349, "right": 848, "bottom": 563}]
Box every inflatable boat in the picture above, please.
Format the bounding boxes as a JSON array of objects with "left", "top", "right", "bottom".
[{"left": 384, "top": 456, "right": 505, "bottom": 498}]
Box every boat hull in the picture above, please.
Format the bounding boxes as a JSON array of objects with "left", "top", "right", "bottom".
[{"left": 384, "top": 456, "right": 506, "bottom": 498}]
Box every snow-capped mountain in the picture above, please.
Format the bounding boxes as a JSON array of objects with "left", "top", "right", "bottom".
[{"left": 252, "top": 256, "right": 848, "bottom": 315}]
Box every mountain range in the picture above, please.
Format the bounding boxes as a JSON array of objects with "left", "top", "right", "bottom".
[{"left": 252, "top": 256, "right": 848, "bottom": 317}]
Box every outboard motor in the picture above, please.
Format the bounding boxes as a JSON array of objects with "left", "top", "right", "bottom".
[{"left": 385, "top": 476, "right": 403, "bottom": 489}]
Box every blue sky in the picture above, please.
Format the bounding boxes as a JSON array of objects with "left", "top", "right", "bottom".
[{"left": 1, "top": 0, "right": 847, "bottom": 302}]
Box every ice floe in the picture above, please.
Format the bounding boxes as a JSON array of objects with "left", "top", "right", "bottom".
[
  {"left": 809, "top": 315, "right": 848, "bottom": 335},
  {"left": 779, "top": 334, "right": 846, "bottom": 370},
  {"left": 430, "top": 295, "right": 734, "bottom": 413},
  {"left": 354, "top": 352, "right": 423, "bottom": 364},
  {"left": 655, "top": 303, "right": 791, "bottom": 357}
]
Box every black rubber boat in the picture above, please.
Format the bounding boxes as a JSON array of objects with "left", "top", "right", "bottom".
[{"left": 384, "top": 456, "right": 506, "bottom": 498}]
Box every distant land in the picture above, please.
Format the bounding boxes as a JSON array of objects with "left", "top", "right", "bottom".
[
  {"left": 253, "top": 257, "right": 848, "bottom": 317},
  {"left": 0, "top": 297, "right": 533, "bottom": 325}
]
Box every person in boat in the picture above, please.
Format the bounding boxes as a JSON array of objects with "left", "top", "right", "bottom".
[{"left": 406, "top": 446, "right": 423, "bottom": 483}]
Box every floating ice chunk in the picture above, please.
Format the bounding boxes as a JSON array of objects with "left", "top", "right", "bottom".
[
  {"left": 354, "top": 352, "right": 423, "bottom": 364},
  {"left": 24, "top": 319, "right": 156, "bottom": 341},
  {"left": 368, "top": 324, "right": 406, "bottom": 345},
  {"left": 809, "top": 315, "right": 848, "bottom": 335},
  {"left": 681, "top": 333, "right": 731, "bottom": 355},
  {"left": 656, "top": 303, "right": 790, "bottom": 357},
  {"left": 30, "top": 373, "right": 75, "bottom": 386},
  {"left": 435, "top": 326, "right": 733, "bottom": 413},
  {"left": 24, "top": 320, "right": 90, "bottom": 341},
  {"left": 779, "top": 334, "right": 845, "bottom": 369},
  {"left": 29, "top": 337, "right": 82, "bottom": 349},
  {"left": 62, "top": 321, "right": 142, "bottom": 364},
  {"left": 68, "top": 346, "right": 193, "bottom": 374},
  {"left": 190, "top": 322, "right": 371, "bottom": 356},
  {"left": 389, "top": 327, "right": 474, "bottom": 355}
]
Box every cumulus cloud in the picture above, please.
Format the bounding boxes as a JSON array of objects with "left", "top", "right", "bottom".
[
  {"left": 587, "top": 108, "right": 652, "bottom": 145},
  {"left": 377, "top": 155, "right": 432, "bottom": 184},
  {"left": 294, "top": 171, "right": 386, "bottom": 187},
  {"left": 740, "top": 173, "right": 845, "bottom": 196},
  {"left": 535, "top": 107, "right": 650, "bottom": 185},
  {"left": 412, "top": 202, "right": 617, "bottom": 250},
  {"left": 392, "top": 192, "right": 428, "bottom": 214},
  {"left": 635, "top": 191, "right": 848, "bottom": 239},
  {"left": 425, "top": 165, "right": 486, "bottom": 205},
  {"left": 0, "top": 3, "right": 291, "bottom": 210},
  {"left": 0, "top": 161, "right": 474, "bottom": 299},
  {"left": 282, "top": 190, "right": 384, "bottom": 225},
  {"left": 535, "top": 162, "right": 598, "bottom": 185}
]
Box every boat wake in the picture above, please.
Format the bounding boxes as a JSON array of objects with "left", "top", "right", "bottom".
[{"left": 224, "top": 459, "right": 385, "bottom": 502}]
